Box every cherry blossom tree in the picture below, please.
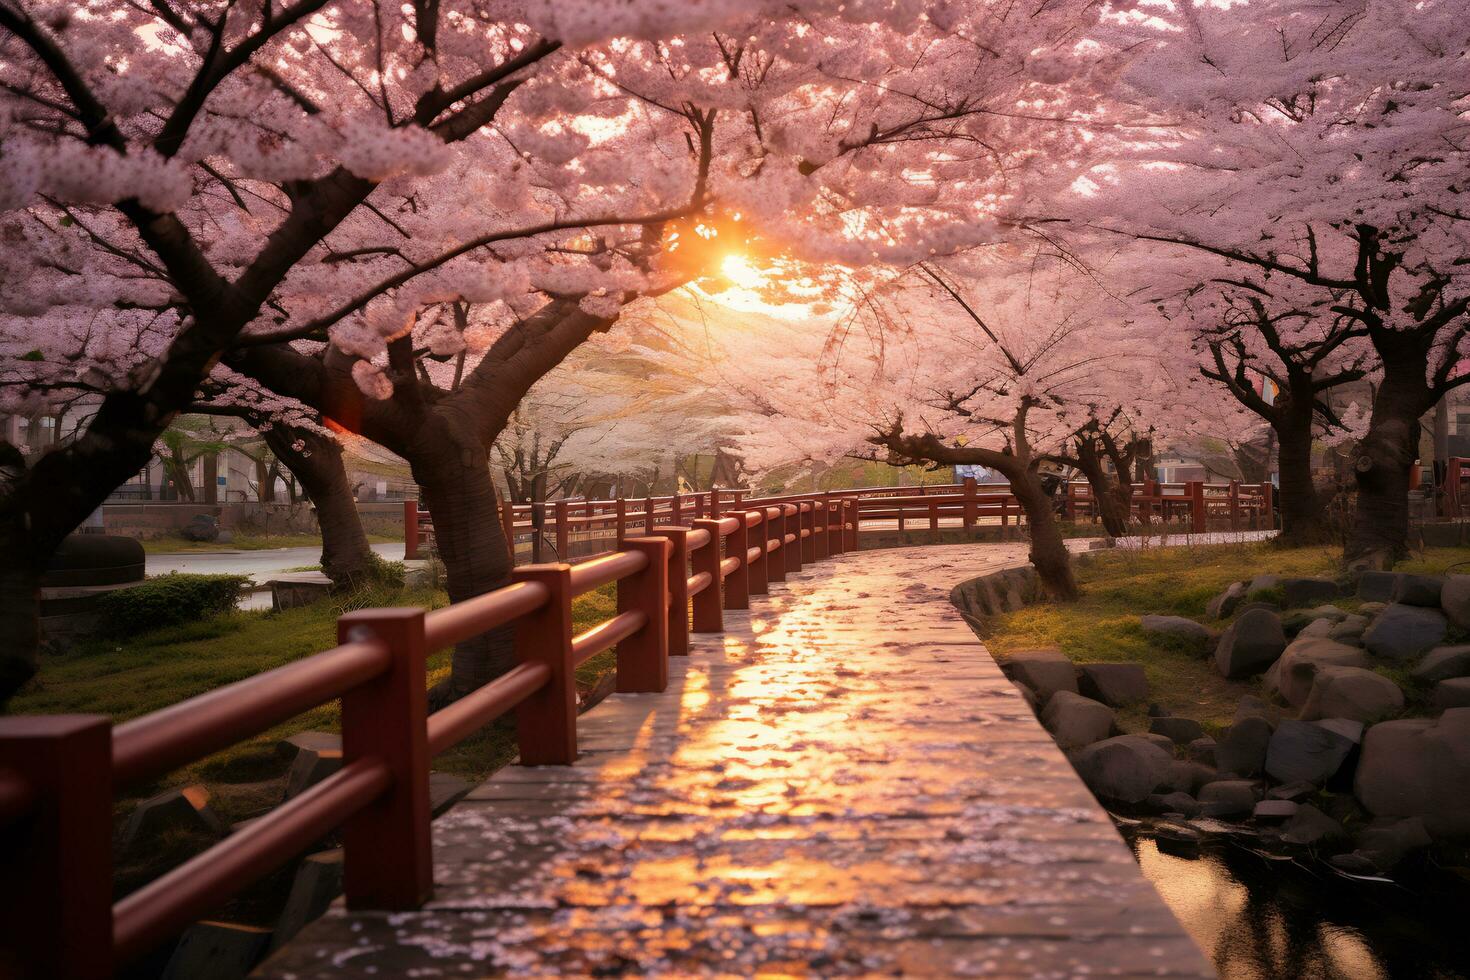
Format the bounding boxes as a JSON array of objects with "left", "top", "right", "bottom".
[
  {"left": 1080, "top": 0, "right": 1470, "bottom": 564},
  {"left": 0, "top": 0, "right": 1131, "bottom": 701},
  {"left": 720, "top": 250, "right": 1175, "bottom": 598}
]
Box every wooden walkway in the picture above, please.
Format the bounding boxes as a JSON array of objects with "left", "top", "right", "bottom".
[{"left": 257, "top": 543, "right": 1211, "bottom": 978}]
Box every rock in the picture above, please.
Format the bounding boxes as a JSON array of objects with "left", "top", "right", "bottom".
[
  {"left": 1198, "top": 779, "right": 1257, "bottom": 816},
  {"left": 120, "top": 785, "right": 225, "bottom": 855},
  {"left": 1041, "top": 691, "right": 1115, "bottom": 750},
  {"left": 1214, "top": 608, "right": 1287, "bottom": 679},
  {"left": 1264, "top": 719, "right": 1358, "bottom": 785},
  {"left": 1357, "top": 570, "right": 1406, "bottom": 603},
  {"left": 1356, "top": 817, "right": 1433, "bottom": 872},
  {"left": 1163, "top": 760, "right": 1219, "bottom": 794},
  {"left": 162, "top": 921, "right": 272, "bottom": 980},
  {"left": 1187, "top": 736, "right": 1217, "bottom": 765},
  {"left": 1440, "top": 575, "right": 1470, "bottom": 631},
  {"left": 1433, "top": 677, "right": 1470, "bottom": 710},
  {"left": 1141, "top": 733, "right": 1177, "bottom": 753},
  {"left": 276, "top": 731, "right": 341, "bottom": 761},
  {"left": 1330, "top": 852, "right": 1380, "bottom": 875},
  {"left": 1300, "top": 666, "right": 1405, "bottom": 723},
  {"left": 1305, "top": 605, "right": 1348, "bottom": 622},
  {"left": 1234, "top": 601, "right": 1281, "bottom": 618},
  {"left": 284, "top": 742, "right": 343, "bottom": 800},
  {"left": 1280, "top": 804, "right": 1347, "bottom": 846},
  {"left": 1280, "top": 577, "right": 1342, "bottom": 608},
  {"left": 1150, "top": 716, "right": 1205, "bottom": 744},
  {"left": 1268, "top": 636, "right": 1372, "bottom": 708},
  {"left": 1413, "top": 646, "right": 1470, "bottom": 683},
  {"left": 1216, "top": 716, "right": 1272, "bottom": 777},
  {"left": 1070, "top": 734, "right": 1176, "bottom": 804},
  {"left": 1000, "top": 649, "right": 1077, "bottom": 702},
  {"left": 1234, "top": 695, "right": 1272, "bottom": 723},
  {"left": 1253, "top": 799, "right": 1298, "bottom": 822},
  {"left": 1078, "top": 663, "right": 1149, "bottom": 707},
  {"left": 1327, "top": 614, "right": 1370, "bottom": 643},
  {"left": 1267, "top": 781, "right": 1317, "bottom": 802},
  {"left": 1394, "top": 574, "right": 1445, "bottom": 607},
  {"left": 1146, "top": 791, "right": 1201, "bottom": 817},
  {"left": 1147, "top": 702, "right": 1168, "bottom": 718},
  {"left": 1140, "top": 615, "right": 1213, "bottom": 654},
  {"left": 1247, "top": 573, "right": 1282, "bottom": 596},
  {"left": 1362, "top": 604, "right": 1448, "bottom": 663},
  {"left": 1354, "top": 709, "right": 1470, "bottom": 837},
  {"left": 1296, "top": 617, "right": 1335, "bottom": 638},
  {"left": 270, "top": 850, "right": 343, "bottom": 952},
  {"left": 1359, "top": 601, "right": 1388, "bottom": 617},
  {"left": 1207, "top": 581, "right": 1248, "bottom": 619}
]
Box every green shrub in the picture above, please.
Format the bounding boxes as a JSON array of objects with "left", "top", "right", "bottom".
[{"left": 96, "top": 573, "right": 250, "bottom": 638}]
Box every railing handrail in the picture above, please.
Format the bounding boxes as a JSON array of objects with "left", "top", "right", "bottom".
[{"left": 0, "top": 495, "right": 856, "bottom": 979}]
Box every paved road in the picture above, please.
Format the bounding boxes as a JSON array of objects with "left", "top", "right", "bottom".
[
  {"left": 257, "top": 542, "right": 1210, "bottom": 978},
  {"left": 148, "top": 543, "right": 405, "bottom": 583},
  {"left": 149, "top": 543, "right": 406, "bottom": 610}
]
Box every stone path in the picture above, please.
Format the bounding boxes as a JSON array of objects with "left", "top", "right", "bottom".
[{"left": 257, "top": 543, "right": 1212, "bottom": 978}]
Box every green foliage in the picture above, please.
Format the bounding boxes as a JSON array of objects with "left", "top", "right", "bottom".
[
  {"left": 1245, "top": 585, "right": 1286, "bottom": 607},
  {"left": 96, "top": 573, "right": 250, "bottom": 638}
]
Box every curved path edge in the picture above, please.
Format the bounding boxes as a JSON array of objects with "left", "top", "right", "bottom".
[{"left": 256, "top": 542, "right": 1214, "bottom": 978}]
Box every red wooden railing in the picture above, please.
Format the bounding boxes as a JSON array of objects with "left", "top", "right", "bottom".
[
  {"left": 0, "top": 496, "right": 855, "bottom": 978},
  {"left": 404, "top": 479, "right": 1276, "bottom": 560}
]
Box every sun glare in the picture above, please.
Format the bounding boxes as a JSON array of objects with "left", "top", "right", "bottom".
[{"left": 720, "top": 253, "right": 768, "bottom": 291}]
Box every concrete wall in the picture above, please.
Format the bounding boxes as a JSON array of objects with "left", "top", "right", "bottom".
[{"left": 102, "top": 501, "right": 408, "bottom": 539}]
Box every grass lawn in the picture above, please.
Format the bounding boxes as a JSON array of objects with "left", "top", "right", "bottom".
[
  {"left": 138, "top": 532, "right": 402, "bottom": 554},
  {"left": 12, "top": 582, "right": 620, "bottom": 819},
  {"left": 975, "top": 541, "right": 1470, "bottom": 736}
]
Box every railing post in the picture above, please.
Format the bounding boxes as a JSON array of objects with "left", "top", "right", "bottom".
[
  {"left": 337, "top": 607, "right": 432, "bottom": 910},
  {"left": 1229, "top": 481, "right": 1240, "bottom": 529},
  {"left": 747, "top": 510, "right": 770, "bottom": 594},
  {"left": 691, "top": 518, "right": 724, "bottom": 632},
  {"left": 733, "top": 489, "right": 745, "bottom": 512},
  {"left": 801, "top": 502, "right": 817, "bottom": 563},
  {"left": 1188, "top": 480, "right": 1206, "bottom": 533},
  {"left": 646, "top": 527, "right": 691, "bottom": 657},
  {"left": 671, "top": 493, "right": 683, "bottom": 526},
  {"left": 501, "top": 498, "right": 516, "bottom": 566},
  {"left": 403, "top": 499, "right": 420, "bottom": 561},
  {"left": 815, "top": 494, "right": 832, "bottom": 561},
  {"left": 554, "top": 499, "right": 569, "bottom": 559},
  {"left": 784, "top": 504, "right": 803, "bottom": 575},
  {"left": 845, "top": 499, "right": 859, "bottom": 551},
  {"left": 0, "top": 715, "right": 114, "bottom": 980},
  {"left": 615, "top": 496, "right": 627, "bottom": 546},
  {"left": 766, "top": 506, "right": 787, "bottom": 583},
  {"left": 1260, "top": 481, "right": 1276, "bottom": 530},
  {"left": 510, "top": 562, "right": 577, "bottom": 765},
  {"left": 617, "top": 537, "right": 670, "bottom": 692},
  {"left": 723, "top": 511, "right": 751, "bottom": 608},
  {"left": 643, "top": 496, "right": 654, "bottom": 535},
  {"left": 963, "top": 477, "right": 976, "bottom": 531}
]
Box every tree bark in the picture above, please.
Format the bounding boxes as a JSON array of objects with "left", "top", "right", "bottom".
[
  {"left": 1274, "top": 388, "right": 1331, "bottom": 546},
  {"left": 1072, "top": 446, "right": 1129, "bottom": 538},
  {"left": 1346, "top": 386, "right": 1422, "bottom": 566},
  {"left": 0, "top": 456, "right": 41, "bottom": 701},
  {"left": 1011, "top": 467, "right": 1079, "bottom": 600},
  {"left": 262, "top": 426, "right": 378, "bottom": 590},
  {"left": 409, "top": 428, "right": 515, "bottom": 703}
]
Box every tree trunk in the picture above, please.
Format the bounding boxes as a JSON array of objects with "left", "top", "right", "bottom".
[
  {"left": 263, "top": 426, "right": 378, "bottom": 590},
  {"left": 409, "top": 427, "right": 515, "bottom": 703},
  {"left": 168, "top": 454, "right": 195, "bottom": 501},
  {"left": 1072, "top": 452, "right": 1129, "bottom": 538},
  {"left": 1011, "top": 468, "right": 1079, "bottom": 600},
  {"left": 0, "top": 515, "right": 41, "bottom": 704},
  {"left": 1274, "top": 393, "right": 1331, "bottom": 546},
  {"left": 1346, "top": 389, "right": 1422, "bottom": 566},
  {"left": 257, "top": 457, "right": 275, "bottom": 503}
]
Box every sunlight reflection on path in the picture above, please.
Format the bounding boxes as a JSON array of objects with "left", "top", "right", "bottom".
[{"left": 259, "top": 543, "right": 1214, "bottom": 978}]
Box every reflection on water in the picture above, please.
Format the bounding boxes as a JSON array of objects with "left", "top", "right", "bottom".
[{"left": 1126, "top": 830, "right": 1470, "bottom": 979}]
